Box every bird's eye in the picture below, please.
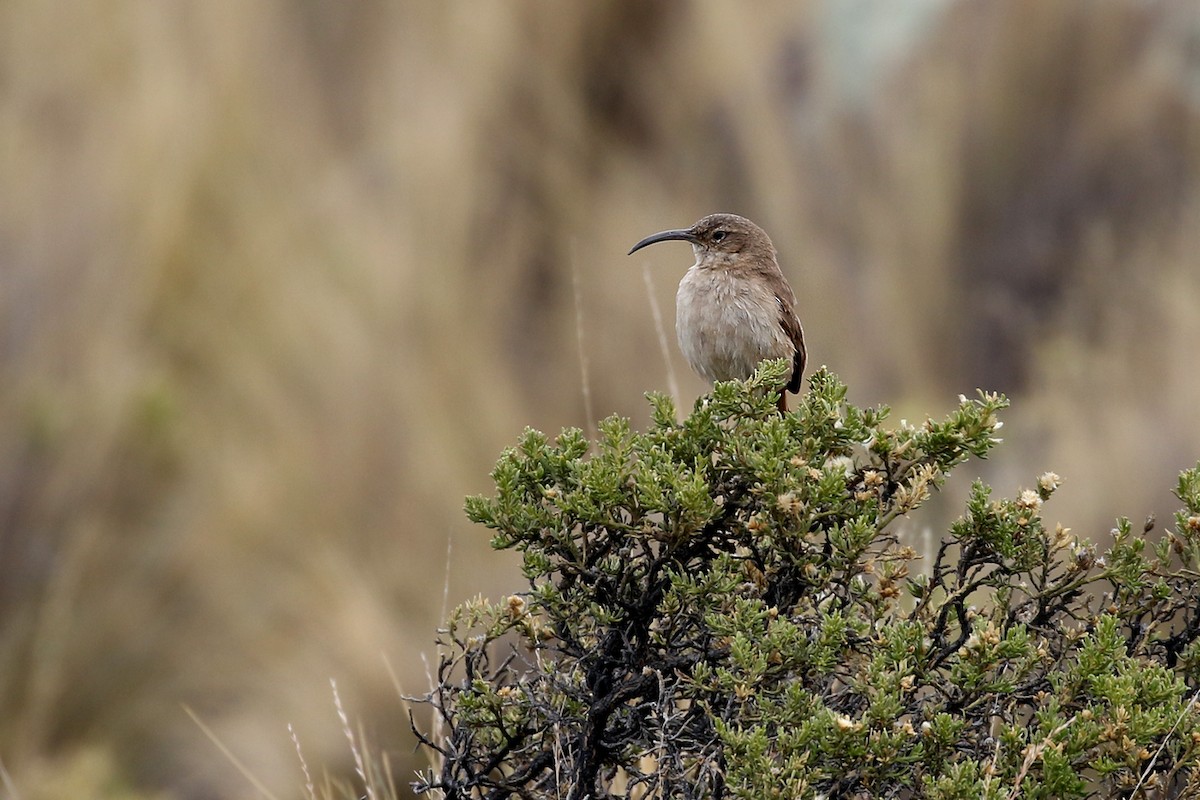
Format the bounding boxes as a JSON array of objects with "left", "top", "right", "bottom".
[{"left": 712, "top": 230, "right": 727, "bottom": 242}]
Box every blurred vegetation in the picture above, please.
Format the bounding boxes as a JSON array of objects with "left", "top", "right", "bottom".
[{"left": 0, "top": 1, "right": 1197, "bottom": 798}]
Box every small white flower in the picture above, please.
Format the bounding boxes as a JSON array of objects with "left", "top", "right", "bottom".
[
  {"left": 823, "top": 455, "right": 855, "bottom": 477},
  {"left": 1017, "top": 490, "right": 1043, "bottom": 511}
]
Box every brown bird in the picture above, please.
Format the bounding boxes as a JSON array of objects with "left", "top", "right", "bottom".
[{"left": 628, "top": 213, "right": 806, "bottom": 412}]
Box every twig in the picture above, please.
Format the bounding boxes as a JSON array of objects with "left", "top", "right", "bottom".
[
  {"left": 641, "top": 262, "right": 681, "bottom": 410},
  {"left": 1011, "top": 717, "right": 1076, "bottom": 797},
  {"left": 184, "top": 705, "right": 282, "bottom": 800},
  {"left": 0, "top": 752, "right": 22, "bottom": 800},
  {"left": 1131, "top": 689, "right": 1200, "bottom": 797},
  {"left": 440, "top": 529, "right": 453, "bottom": 628},
  {"left": 570, "top": 239, "right": 596, "bottom": 440}
]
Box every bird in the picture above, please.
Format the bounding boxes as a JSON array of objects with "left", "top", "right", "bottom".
[{"left": 628, "top": 213, "right": 806, "bottom": 412}]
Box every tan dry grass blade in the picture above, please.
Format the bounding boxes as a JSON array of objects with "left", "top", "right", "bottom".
[{"left": 184, "top": 706, "right": 281, "bottom": 800}]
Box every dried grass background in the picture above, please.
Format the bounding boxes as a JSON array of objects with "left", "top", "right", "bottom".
[{"left": 1, "top": 1, "right": 1198, "bottom": 797}]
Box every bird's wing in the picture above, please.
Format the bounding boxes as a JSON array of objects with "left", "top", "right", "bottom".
[{"left": 776, "top": 292, "right": 806, "bottom": 394}]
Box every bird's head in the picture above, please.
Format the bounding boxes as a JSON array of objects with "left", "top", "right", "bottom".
[{"left": 628, "top": 213, "right": 776, "bottom": 270}]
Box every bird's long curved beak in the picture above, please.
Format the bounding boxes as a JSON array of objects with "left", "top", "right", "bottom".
[{"left": 627, "top": 228, "right": 698, "bottom": 255}]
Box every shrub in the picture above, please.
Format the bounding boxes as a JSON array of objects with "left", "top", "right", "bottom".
[{"left": 411, "top": 361, "right": 1200, "bottom": 799}]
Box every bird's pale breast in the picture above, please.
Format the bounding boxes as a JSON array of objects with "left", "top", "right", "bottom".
[{"left": 675, "top": 266, "right": 793, "bottom": 384}]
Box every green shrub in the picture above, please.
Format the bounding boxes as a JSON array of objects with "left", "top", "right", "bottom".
[{"left": 412, "top": 361, "right": 1200, "bottom": 799}]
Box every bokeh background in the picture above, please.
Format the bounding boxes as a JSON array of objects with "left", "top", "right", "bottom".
[{"left": 2, "top": 1, "right": 1198, "bottom": 797}]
